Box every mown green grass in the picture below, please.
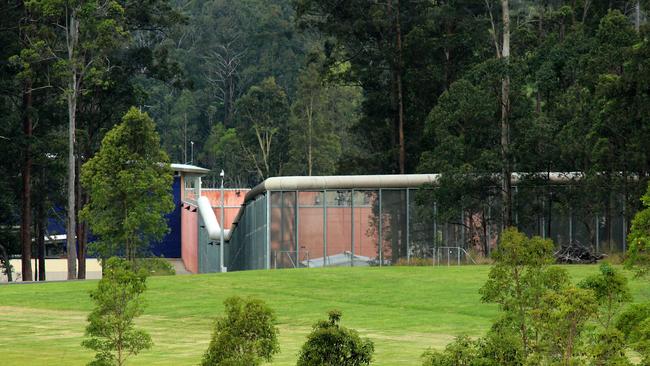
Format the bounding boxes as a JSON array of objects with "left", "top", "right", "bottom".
[{"left": 1, "top": 265, "right": 649, "bottom": 365}]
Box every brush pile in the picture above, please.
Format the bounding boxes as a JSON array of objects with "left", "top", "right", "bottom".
[{"left": 555, "top": 242, "right": 605, "bottom": 264}]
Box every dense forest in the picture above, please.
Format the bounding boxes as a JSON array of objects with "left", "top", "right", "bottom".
[{"left": 0, "top": 0, "right": 649, "bottom": 280}]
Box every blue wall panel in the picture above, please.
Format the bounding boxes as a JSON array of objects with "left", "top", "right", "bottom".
[{"left": 150, "top": 176, "right": 182, "bottom": 257}]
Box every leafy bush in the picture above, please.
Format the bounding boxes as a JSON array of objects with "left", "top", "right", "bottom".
[
  {"left": 421, "top": 323, "right": 524, "bottom": 366},
  {"left": 82, "top": 257, "right": 152, "bottom": 366},
  {"left": 579, "top": 263, "right": 631, "bottom": 329},
  {"left": 133, "top": 257, "right": 175, "bottom": 276},
  {"left": 626, "top": 182, "right": 650, "bottom": 277},
  {"left": 479, "top": 228, "right": 568, "bottom": 356},
  {"left": 588, "top": 329, "right": 632, "bottom": 366},
  {"left": 530, "top": 287, "right": 598, "bottom": 364},
  {"left": 202, "top": 296, "right": 279, "bottom": 366},
  {"left": 297, "top": 310, "right": 374, "bottom": 366},
  {"left": 616, "top": 302, "right": 650, "bottom": 363},
  {"left": 615, "top": 302, "right": 650, "bottom": 340},
  {"left": 421, "top": 336, "right": 479, "bottom": 366},
  {"left": 479, "top": 321, "right": 524, "bottom": 365}
]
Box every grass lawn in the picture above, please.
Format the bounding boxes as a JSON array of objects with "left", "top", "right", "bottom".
[{"left": 1, "top": 265, "right": 649, "bottom": 365}]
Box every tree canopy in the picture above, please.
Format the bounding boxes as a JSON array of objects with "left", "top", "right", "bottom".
[{"left": 80, "top": 107, "right": 174, "bottom": 261}]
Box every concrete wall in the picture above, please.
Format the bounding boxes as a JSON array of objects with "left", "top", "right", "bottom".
[{"left": 180, "top": 189, "right": 249, "bottom": 273}]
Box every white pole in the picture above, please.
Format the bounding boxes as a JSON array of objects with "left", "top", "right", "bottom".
[
  {"left": 220, "top": 169, "right": 225, "bottom": 272},
  {"left": 190, "top": 141, "right": 194, "bottom": 165}
]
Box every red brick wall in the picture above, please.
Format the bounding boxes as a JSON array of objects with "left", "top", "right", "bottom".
[{"left": 181, "top": 205, "right": 198, "bottom": 273}]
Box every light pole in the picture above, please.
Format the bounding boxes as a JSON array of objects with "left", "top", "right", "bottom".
[
  {"left": 190, "top": 141, "right": 194, "bottom": 165},
  {"left": 220, "top": 169, "right": 225, "bottom": 272}
]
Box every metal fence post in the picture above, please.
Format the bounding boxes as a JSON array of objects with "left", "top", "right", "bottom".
[
  {"left": 295, "top": 191, "right": 299, "bottom": 266},
  {"left": 406, "top": 189, "right": 410, "bottom": 264},
  {"left": 351, "top": 189, "right": 355, "bottom": 266},
  {"left": 323, "top": 190, "right": 327, "bottom": 266},
  {"left": 266, "top": 192, "right": 271, "bottom": 270},
  {"left": 595, "top": 215, "right": 600, "bottom": 253},
  {"left": 623, "top": 197, "right": 627, "bottom": 253},
  {"left": 379, "top": 189, "right": 382, "bottom": 267}
]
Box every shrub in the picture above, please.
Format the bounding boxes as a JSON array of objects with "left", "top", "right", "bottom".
[
  {"left": 616, "top": 302, "right": 650, "bottom": 364},
  {"left": 421, "top": 325, "right": 523, "bottom": 366},
  {"left": 589, "top": 329, "right": 632, "bottom": 366},
  {"left": 615, "top": 302, "right": 650, "bottom": 341},
  {"left": 578, "top": 263, "right": 631, "bottom": 329},
  {"left": 297, "top": 310, "right": 374, "bottom": 366},
  {"left": 479, "top": 228, "right": 568, "bottom": 355},
  {"left": 133, "top": 257, "right": 175, "bottom": 276},
  {"left": 202, "top": 296, "right": 279, "bottom": 366},
  {"left": 82, "top": 257, "right": 152, "bottom": 366},
  {"left": 479, "top": 321, "right": 524, "bottom": 365},
  {"left": 421, "top": 336, "right": 479, "bottom": 366},
  {"left": 530, "top": 287, "right": 598, "bottom": 364},
  {"left": 626, "top": 182, "right": 650, "bottom": 277}
]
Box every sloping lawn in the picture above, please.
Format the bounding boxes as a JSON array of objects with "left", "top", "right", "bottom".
[{"left": 1, "top": 265, "right": 649, "bottom": 365}]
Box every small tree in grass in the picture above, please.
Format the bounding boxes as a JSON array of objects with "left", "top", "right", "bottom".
[
  {"left": 479, "top": 228, "right": 568, "bottom": 356},
  {"left": 579, "top": 262, "right": 632, "bottom": 329},
  {"left": 626, "top": 182, "right": 650, "bottom": 277},
  {"left": 202, "top": 296, "right": 279, "bottom": 366},
  {"left": 530, "top": 286, "right": 598, "bottom": 364},
  {"left": 81, "top": 107, "right": 174, "bottom": 261},
  {"left": 297, "top": 310, "right": 374, "bottom": 366},
  {"left": 82, "top": 257, "right": 152, "bottom": 365}
]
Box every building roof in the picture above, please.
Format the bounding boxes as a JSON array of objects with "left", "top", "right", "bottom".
[
  {"left": 243, "top": 172, "right": 584, "bottom": 203},
  {"left": 224, "top": 172, "right": 586, "bottom": 234},
  {"left": 170, "top": 163, "right": 211, "bottom": 175},
  {"left": 245, "top": 174, "right": 441, "bottom": 201}
]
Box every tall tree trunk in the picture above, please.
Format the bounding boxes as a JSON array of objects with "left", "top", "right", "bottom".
[
  {"left": 66, "top": 10, "right": 79, "bottom": 280},
  {"left": 37, "top": 198, "right": 46, "bottom": 281},
  {"left": 67, "top": 88, "right": 78, "bottom": 280},
  {"left": 76, "top": 157, "right": 86, "bottom": 279},
  {"left": 536, "top": 5, "right": 544, "bottom": 114},
  {"left": 21, "top": 78, "right": 33, "bottom": 281},
  {"left": 636, "top": 1, "right": 641, "bottom": 33},
  {"left": 501, "top": 0, "right": 512, "bottom": 228},
  {"left": 307, "top": 94, "right": 314, "bottom": 176},
  {"left": 395, "top": 0, "right": 406, "bottom": 174}
]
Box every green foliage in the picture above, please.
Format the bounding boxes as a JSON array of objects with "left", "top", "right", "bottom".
[
  {"left": 80, "top": 107, "right": 174, "bottom": 260},
  {"left": 234, "top": 77, "right": 290, "bottom": 180},
  {"left": 626, "top": 182, "right": 650, "bottom": 277},
  {"left": 132, "top": 257, "right": 175, "bottom": 276},
  {"left": 479, "top": 323, "right": 524, "bottom": 366},
  {"left": 480, "top": 228, "right": 568, "bottom": 354},
  {"left": 286, "top": 56, "right": 361, "bottom": 176},
  {"left": 578, "top": 263, "right": 631, "bottom": 328},
  {"left": 630, "top": 318, "right": 650, "bottom": 364},
  {"left": 588, "top": 329, "right": 631, "bottom": 366},
  {"left": 417, "top": 78, "right": 501, "bottom": 238},
  {"left": 616, "top": 302, "right": 650, "bottom": 362},
  {"left": 200, "top": 124, "right": 248, "bottom": 186},
  {"left": 82, "top": 257, "right": 152, "bottom": 366},
  {"left": 530, "top": 286, "right": 598, "bottom": 364},
  {"left": 202, "top": 296, "right": 279, "bottom": 366},
  {"left": 421, "top": 336, "right": 479, "bottom": 366},
  {"left": 421, "top": 326, "right": 523, "bottom": 366},
  {"left": 297, "top": 310, "right": 374, "bottom": 366}
]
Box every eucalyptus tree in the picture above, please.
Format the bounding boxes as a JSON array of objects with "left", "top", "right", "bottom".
[
  {"left": 235, "top": 77, "right": 290, "bottom": 180},
  {"left": 25, "top": 0, "right": 129, "bottom": 279}
]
